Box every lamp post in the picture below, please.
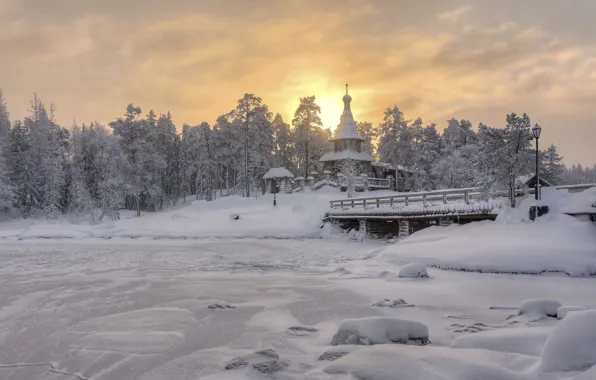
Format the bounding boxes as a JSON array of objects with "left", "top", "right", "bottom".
[
  {"left": 531, "top": 123, "right": 542, "bottom": 200},
  {"left": 273, "top": 178, "right": 277, "bottom": 207}
]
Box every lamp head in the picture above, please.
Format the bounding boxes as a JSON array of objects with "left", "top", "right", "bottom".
[{"left": 532, "top": 123, "right": 542, "bottom": 139}]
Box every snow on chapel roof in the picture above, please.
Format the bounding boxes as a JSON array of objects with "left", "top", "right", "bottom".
[
  {"left": 263, "top": 167, "right": 295, "bottom": 179},
  {"left": 329, "top": 85, "right": 365, "bottom": 141}
]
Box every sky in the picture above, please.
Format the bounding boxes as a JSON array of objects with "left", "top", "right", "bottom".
[{"left": 0, "top": 0, "right": 595, "bottom": 166}]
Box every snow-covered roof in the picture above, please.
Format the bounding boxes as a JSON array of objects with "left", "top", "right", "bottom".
[
  {"left": 329, "top": 90, "right": 365, "bottom": 141},
  {"left": 320, "top": 149, "right": 374, "bottom": 162},
  {"left": 372, "top": 161, "right": 414, "bottom": 172},
  {"left": 517, "top": 174, "right": 552, "bottom": 187},
  {"left": 262, "top": 167, "right": 294, "bottom": 179}
]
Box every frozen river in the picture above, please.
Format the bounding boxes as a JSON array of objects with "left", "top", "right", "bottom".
[{"left": 0, "top": 238, "right": 594, "bottom": 380}]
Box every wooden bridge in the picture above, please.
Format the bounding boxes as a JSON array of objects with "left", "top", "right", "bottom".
[{"left": 324, "top": 184, "right": 596, "bottom": 237}]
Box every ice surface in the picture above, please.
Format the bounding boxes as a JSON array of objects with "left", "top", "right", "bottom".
[
  {"left": 518, "top": 299, "right": 562, "bottom": 318},
  {"left": 398, "top": 262, "right": 429, "bottom": 278},
  {"left": 330, "top": 317, "right": 430, "bottom": 346},
  {"left": 0, "top": 186, "right": 595, "bottom": 380},
  {"left": 541, "top": 310, "right": 596, "bottom": 372}
]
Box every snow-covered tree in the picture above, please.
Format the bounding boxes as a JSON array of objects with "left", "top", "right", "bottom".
[
  {"left": 272, "top": 113, "right": 295, "bottom": 170},
  {"left": 541, "top": 144, "right": 564, "bottom": 185},
  {"left": 377, "top": 106, "right": 413, "bottom": 191},
  {"left": 0, "top": 89, "right": 13, "bottom": 214},
  {"left": 414, "top": 123, "right": 442, "bottom": 190},
  {"left": 338, "top": 158, "right": 361, "bottom": 198},
  {"left": 357, "top": 121, "right": 378, "bottom": 156},
  {"left": 292, "top": 96, "right": 324, "bottom": 177}
]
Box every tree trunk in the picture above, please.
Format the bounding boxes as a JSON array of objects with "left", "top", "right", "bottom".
[{"left": 135, "top": 194, "right": 141, "bottom": 217}]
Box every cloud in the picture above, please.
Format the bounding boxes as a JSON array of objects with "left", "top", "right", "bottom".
[
  {"left": 437, "top": 5, "right": 472, "bottom": 23},
  {"left": 0, "top": 0, "right": 595, "bottom": 165}
]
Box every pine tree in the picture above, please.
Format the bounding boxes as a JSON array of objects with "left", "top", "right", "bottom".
[
  {"left": 541, "top": 144, "right": 564, "bottom": 185},
  {"left": 0, "top": 89, "right": 13, "bottom": 214},
  {"left": 292, "top": 96, "right": 323, "bottom": 178},
  {"left": 272, "top": 113, "right": 295, "bottom": 170},
  {"left": 414, "top": 123, "right": 442, "bottom": 190},
  {"left": 377, "top": 106, "right": 412, "bottom": 191},
  {"left": 229, "top": 94, "right": 266, "bottom": 197},
  {"left": 357, "top": 121, "right": 378, "bottom": 156}
]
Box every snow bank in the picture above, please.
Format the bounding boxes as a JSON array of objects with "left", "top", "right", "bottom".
[
  {"left": 518, "top": 299, "right": 561, "bottom": 318},
  {"left": 378, "top": 212, "right": 596, "bottom": 276},
  {"left": 398, "top": 262, "right": 429, "bottom": 278},
  {"left": 541, "top": 310, "right": 596, "bottom": 372},
  {"left": 324, "top": 345, "right": 533, "bottom": 380},
  {"left": 557, "top": 306, "right": 587, "bottom": 319},
  {"left": 451, "top": 326, "right": 551, "bottom": 356},
  {"left": 0, "top": 191, "right": 369, "bottom": 240},
  {"left": 330, "top": 317, "right": 430, "bottom": 346}
]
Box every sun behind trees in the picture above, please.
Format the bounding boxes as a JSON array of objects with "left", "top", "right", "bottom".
[{"left": 0, "top": 88, "right": 590, "bottom": 220}]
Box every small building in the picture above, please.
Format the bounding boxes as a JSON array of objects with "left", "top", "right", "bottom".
[
  {"left": 517, "top": 174, "right": 552, "bottom": 192},
  {"left": 263, "top": 167, "right": 294, "bottom": 194},
  {"left": 319, "top": 87, "right": 374, "bottom": 175}
]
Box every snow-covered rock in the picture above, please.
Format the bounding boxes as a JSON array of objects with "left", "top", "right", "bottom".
[
  {"left": 451, "top": 326, "right": 551, "bottom": 357},
  {"left": 541, "top": 310, "right": 596, "bottom": 372},
  {"left": 371, "top": 298, "right": 409, "bottom": 308},
  {"left": 557, "top": 305, "right": 587, "bottom": 319},
  {"left": 324, "top": 345, "right": 532, "bottom": 380},
  {"left": 208, "top": 303, "right": 236, "bottom": 310},
  {"left": 330, "top": 317, "right": 430, "bottom": 346},
  {"left": 287, "top": 325, "right": 318, "bottom": 336},
  {"left": 224, "top": 348, "right": 289, "bottom": 374},
  {"left": 319, "top": 345, "right": 361, "bottom": 361},
  {"left": 518, "top": 299, "right": 561, "bottom": 318},
  {"left": 398, "top": 262, "right": 429, "bottom": 278}
]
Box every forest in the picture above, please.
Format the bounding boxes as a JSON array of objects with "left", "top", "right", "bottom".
[{"left": 0, "top": 89, "right": 594, "bottom": 220}]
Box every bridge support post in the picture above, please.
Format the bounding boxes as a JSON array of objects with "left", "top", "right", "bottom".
[
  {"left": 439, "top": 218, "right": 453, "bottom": 227},
  {"left": 398, "top": 220, "right": 410, "bottom": 239},
  {"left": 358, "top": 219, "right": 368, "bottom": 235}
]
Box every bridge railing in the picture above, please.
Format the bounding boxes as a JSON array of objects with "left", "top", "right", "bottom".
[
  {"left": 328, "top": 183, "right": 596, "bottom": 209},
  {"left": 329, "top": 187, "right": 482, "bottom": 209}
]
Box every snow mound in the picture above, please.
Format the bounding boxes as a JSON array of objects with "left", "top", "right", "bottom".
[
  {"left": 572, "top": 365, "right": 596, "bottom": 380},
  {"left": 518, "top": 299, "right": 561, "bottom": 318},
  {"left": 557, "top": 305, "right": 587, "bottom": 319},
  {"left": 541, "top": 310, "right": 596, "bottom": 372},
  {"left": 451, "top": 326, "right": 551, "bottom": 357},
  {"left": 324, "top": 344, "right": 533, "bottom": 380},
  {"left": 224, "top": 348, "right": 289, "bottom": 374},
  {"left": 330, "top": 317, "right": 430, "bottom": 346},
  {"left": 377, "top": 213, "right": 596, "bottom": 276},
  {"left": 398, "top": 262, "right": 429, "bottom": 278}
]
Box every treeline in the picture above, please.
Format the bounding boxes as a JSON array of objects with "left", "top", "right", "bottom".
[{"left": 0, "top": 89, "right": 590, "bottom": 220}]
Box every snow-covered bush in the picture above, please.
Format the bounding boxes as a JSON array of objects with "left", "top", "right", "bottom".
[
  {"left": 541, "top": 310, "right": 596, "bottom": 372},
  {"left": 518, "top": 299, "right": 561, "bottom": 318},
  {"left": 330, "top": 317, "right": 430, "bottom": 346},
  {"left": 398, "top": 262, "right": 429, "bottom": 278}
]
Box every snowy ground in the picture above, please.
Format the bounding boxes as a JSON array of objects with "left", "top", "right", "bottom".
[
  {"left": 0, "top": 187, "right": 390, "bottom": 240},
  {"left": 0, "top": 186, "right": 595, "bottom": 379}
]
